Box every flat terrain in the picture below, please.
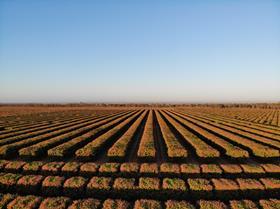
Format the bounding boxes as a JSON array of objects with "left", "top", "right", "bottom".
[{"left": 0, "top": 106, "right": 279, "bottom": 208}]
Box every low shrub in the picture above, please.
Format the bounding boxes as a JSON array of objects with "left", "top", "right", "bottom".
[
  {"left": 220, "top": 164, "right": 243, "bottom": 174},
  {"left": 41, "top": 162, "right": 64, "bottom": 175},
  {"left": 63, "top": 176, "right": 88, "bottom": 197},
  {"left": 139, "top": 177, "right": 160, "bottom": 190},
  {"left": 162, "top": 178, "right": 186, "bottom": 191},
  {"left": 68, "top": 198, "right": 100, "bottom": 209},
  {"left": 165, "top": 200, "right": 195, "bottom": 209},
  {"left": 140, "top": 163, "right": 158, "bottom": 174},
  {"left": 5, "top": 161, "right": 26, "bottom": 172},
  {"left": 260, "top": 163, "right": 280, "bottom": 173},
  {"left": 99, "top": 163, "right": 120, "bottom": 174},
  {"left": 237, "top": 178, "right": 265, "bottom": 197},
  {"left": 211, "top": 178, "right": 239, "bottom": 198},
  {"left": 61, "top": 162, "right": 82, "bottom": 176},
  {"left": 113, "top": 177, "right": 135, "bottom": 197},
  {"left": 120, "top": 163, "right": 139, "bottom": 174},
  {"left": 138, "top": 177, "right": 160, "bottom": 199},
  {"left": 113, "top": 177, "right": 135, "bottom": 190},
  {"left": 38, "top": 197, "right": 71, "bottom": 209},
  {"left": 162, "top": 178, "right": 186, "bottom": 198},
  {"left": 22, "top": 161, "right": 44, "bottom": 174},
  {"left": 201, "top": 164, "right": 223, "bottom": 175},
  {"left": 188, "top": 178, "right": 213, "bottom": 198},
  {"left": 241, "top": 164, "right": 265, "bottom": 174},
  {"left": 103, "top": 199, "right": 130, "bottom": 209},
  {"left": 229, "top": 200, "right": 258, "bottom": 209},
  {"left": 86, "top": 176, "right": 112, "bottom": 196},
  {"left": 42, "top": 176, "right": 65, "bottom": 196},
  {"left": 259, "top": 199, "right": 280, "bottom": 209},
  {"left": 260, "top": 178, "right": 280, "bottom": 196},
  {"left": 7, "top": 195, "right": 41, "bottom": 209},
  {"left": 17, "top": 175, "right": 44, "bottom": 193},
  {"left": 180, "top": 164, "right": 200, "bottom": 175},
  {"left": 260, "top": 178, "right": 280, "bottom": 189},
  {"left": 160, "top": 163, "right": 180, "bottom": 175},
  {"left": 79, "top": 163, "right": 99, "bottom": 176},
  {"left": 198, "top": 200, "right": 227, "bottom": 209},
  {"left": 134, "top": 199, "right": 162, "bottom": 209},
  {"left": 0, "top": 173, "right": 22, "bottom": 192}
]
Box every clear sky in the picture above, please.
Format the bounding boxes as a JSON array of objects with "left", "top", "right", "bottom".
[{"left": 1, "top": 0, "right": 279, "bottom": 103}]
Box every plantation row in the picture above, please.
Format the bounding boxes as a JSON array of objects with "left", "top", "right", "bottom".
[
  {"left": 0, "top": 171, "right": 279, "bottom": 200},
  {"left": 0, "top": 110, "right": 129, "bottom": 140},
  {"left": 228, "top": 109, "right": 280, "bottom": 127},
  {"left": 178, "top": 107, "right": 280, "bottom": 127},
  {"left": 0, "top": 110, "right": 137, "bottom": 158},
  {"left": 166, "top": 110, "right": 280, "bottom": 158},
  {"left": 0, "top": 109, "right": 280, "bottom": 161},
  {"left": 0, "top": 109, "right": 119, "bottom": 128},
  {"left": 0, "top": 112, "right": 115, "bottom": 140},
  {"left": 180, "top": 110, "right": 280, "bottom": 139},
  {"left": 0, "top": 109, "right": 126, "bottom": 135},
  {"left": 1, "top": 161, "right": 279, "bottom": 178},
  {"left": 0, "top": 193, "right": 278, "bottom": 209},
  {"left": 175, "top": 111, "right": 280, "bottom": 142}
]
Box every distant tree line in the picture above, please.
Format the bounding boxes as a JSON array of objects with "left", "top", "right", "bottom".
[
  {"left": 175, "top": 103, "right": 280, "bottom": 109},
  {"left": 0, "top": 103, "right": 280, "bottom": 109}
]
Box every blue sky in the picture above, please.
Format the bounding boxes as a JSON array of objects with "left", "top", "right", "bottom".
[{"left": 1, "top": 0, "right": 279, "bottom": 103}]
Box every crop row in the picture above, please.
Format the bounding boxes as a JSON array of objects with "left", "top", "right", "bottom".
[
  {"left": 181, "top": 107, "right": 280, "bottom": 128},
  {"left": 0, "top": 110, "right": 128, "bottom": 148},
  {"left": 0, "top": 114, "right": 100, "bottom": 146},
  {"left": 0, "top": 193, "right": 278, "bottom": 209},
  {"left": 161, "top": 111, "right": 221, "bottom": 158},
  {"left": 169, "top": 110, "right": 280, "bottom": 158},
  {"left": 137, "top": 111, "right": 156, "bottom": 160},
  {"left": 47, "top": 111, "right": 139, "bottom": 158},
  {"left": 107, "top": 110, "right": 148, "bottom": 160},
  {"left": 0, "top": 110, "right": 90, "bottom": 128},
  {"left": 0, "top": 112, "right": 102, "bottom": 139},
  {"left": 75, "top": 111, "right": 143, "bottom": 159},
  {"left": 184, "top": 110, "right": 280, "bottom": 139},
  {"left": 0, "top": 111, "right": 136, "bottom": 157},
  {"left": 0, "top": 110, "right": 121, "bottom": 140},
  {"left": 155, "top": 111, "right": 188, "bottom": 159},
  {"left": 0, "top": 110, "right": 121, "bottom": 137},
  {"left": 163, "top": 111, "right": 249, "bottom": 159},
  {"left": 0, "top": 172, "right": 279, "bottom": 200},
  {"left": 23, "top": 111, "right": 138, "bottom": 158},
  {"left": 181, "top": 112, "right": 280, "bottom": 149},
  {"left": 0, "top": 161, "right": 279, "bottom": 178}
]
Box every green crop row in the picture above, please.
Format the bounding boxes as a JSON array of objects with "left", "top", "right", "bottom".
[
  {"left": 155, "top": 111, "right": 188, "bottom": 159},
  {"left": 180, "top": 112, "right": 280, "bottom": 150},
  {"left": 19, "top": 111, "right": 135, "bottom": 158},
  {"left": 1, "top": 160, "right": 279, "bottom": 178},
  {"left": 163, "top": 110, "right": 249, "bottom": 158},
  {"left": 0, "top": 193, "right": 279, "bottom": 209},
  {"left": 107, "top": 111, "right": 147, "bottom": 160},
  {"left": 75, "top": 111, "right": 141, "bottom": 159},
  {"left": 0, "top": 172, "right": 279, "bottom": 199},
  {"left": 170, "top": 110, "right": 280, "bottom": 158},
  {"left": 0, "top": 111, "right": 133, "bottom": 157},
  {"left": 137, "top": 111, "right": 156, "bottom": 160}
]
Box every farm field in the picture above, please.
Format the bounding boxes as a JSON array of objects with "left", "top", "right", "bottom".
[{"left": 0, "top": 106, "right": 279, "bottom": 209}]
